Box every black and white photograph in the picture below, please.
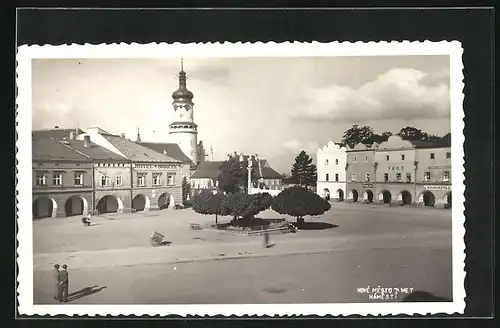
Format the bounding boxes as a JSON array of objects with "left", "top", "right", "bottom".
[{"left": 16, "top": 41, "right": 465, "bottom": 316}]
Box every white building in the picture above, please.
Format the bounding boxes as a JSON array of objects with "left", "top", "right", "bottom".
[{"left": 316, "top": 141, "right": 348, "bottom": 201}]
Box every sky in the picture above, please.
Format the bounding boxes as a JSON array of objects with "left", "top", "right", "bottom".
[{"left": 32, "top": 56, "right": 451, "bottom": 174}]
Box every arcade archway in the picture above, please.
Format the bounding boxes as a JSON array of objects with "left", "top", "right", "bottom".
[
  {"left": 421, "top": 191, "right": 436, "bottom": 207},
  {"left": 401, "top": 190, "right": 412, "bottom": 205},
  {"left": 379, "top": 190, "right": 392, "bottom": 204},
  {"left": 364, "top": 190, "right": 374, "bottom": 203},
  {"left": 351, "top": 189, "right": 359, "bottom": 202},
  {"left": 33, "top": 196, "right": 57, "bottom": 219},
  {"left": 158, "top": 193, "right": 172, "bottom": 210},
  {"left": 323, "top": 188, "right": 331, "bottom": 200},
  {"left": 64, "top": 196, "right": 88, "bottom": 217},
  {"left": 132, "top": 194, "right": 150, "bottom": 212},
  {"left": 336, "top": 189, "right": 344, "bottom": 201},
  {"left": 96, "top": 195, "right": 123, "bottom": 214}
]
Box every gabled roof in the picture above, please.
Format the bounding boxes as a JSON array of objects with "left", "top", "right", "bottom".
[
  {"left": 190, "top": 161, "right": 224, "bottom": 179},
  {"left": 32, "top": 138, "right": 91, "bottom": 162},
  {"left": 102, "top": 135, "right": 181, "bottom": 163},
  {"left": 190, "top": 159, "right": 283, "bottom": 180},
  {"left": 61, "top": 140, "right": 128, "bottom": 161},
  {"left": 137, "top": 142, "right": 192, "bottom": 164},
  {"left": 32, "top": 128, "right": 84, "bottom": 141}
]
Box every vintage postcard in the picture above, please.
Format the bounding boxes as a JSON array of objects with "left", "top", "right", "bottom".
[{"left": 16, "top": 41, "right": 465, "bottom": 316}]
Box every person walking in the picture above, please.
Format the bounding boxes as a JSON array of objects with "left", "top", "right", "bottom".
[
  {"left": 53, "top": 264, "right": 60, "bottom": 301},
  {"left": 58, "top": 264, "right": 69, "bottom": 303},
  {"left": 263, "top": 230, "right": 270, "bottom": 248}
]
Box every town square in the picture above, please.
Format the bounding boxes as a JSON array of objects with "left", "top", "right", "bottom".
[{"left": 16, "top": 41, "right": 465, "bottom": 315}]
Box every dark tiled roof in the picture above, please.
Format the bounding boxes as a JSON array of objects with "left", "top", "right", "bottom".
[
  {"left": 102, "top": 135, "right": 181, "bottom": 163},
  {"left": 138, "top": 142, "right": 192, "bottom": 163},
  {"left": 32, "top": 128, "right": 84, "bottom": 141},
  {"left": 190, "top": 159, "right": 282, "bottom": 180},
  {"left": 190, "top": 161, "right": 224, "bottom": 179},
  {"left": 62, "top": 140, "right": 128, "bottom": 161},
  {"left": 32, "top": 138, "right": 91, "bottom": 162}
]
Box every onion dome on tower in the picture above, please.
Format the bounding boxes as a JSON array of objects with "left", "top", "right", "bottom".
[{"left": 172, "top": 58, "right": 194, "bottom": 103}]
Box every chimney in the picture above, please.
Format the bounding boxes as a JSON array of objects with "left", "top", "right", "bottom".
[
  {"left": 69, "top": 131, "right": 75, "bottom": 140},
  {"left": 84, "top": 135, "right": 91, "bottom": 148}
]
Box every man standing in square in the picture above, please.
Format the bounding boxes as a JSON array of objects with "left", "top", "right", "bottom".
[
  {"left": 58, "top": 264, "right": 69, "bottom": 302},
  {"left": 53, "top": 264, "right": 60, "bottom": 301}
]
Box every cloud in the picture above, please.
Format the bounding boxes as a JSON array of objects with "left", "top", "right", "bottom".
[
  {"left": 292, "top": 68, "right": 450, "bottom": 123},
  {"left": 282, "top": 140, "right": 319, "bottom": 155}
]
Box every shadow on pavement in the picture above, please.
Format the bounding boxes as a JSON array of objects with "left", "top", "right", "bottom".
[
  {"left": 66, "top": 285, "right": 107, "bottom": 302},
  {"left": 159, "top": 241, "right": 172, "bottom": 246},
  {"left": 401, "top": 290, "right": 451, "bottom": 302},
  {"left": 297, "top": 222, "right": 339, "bottom": 230}
]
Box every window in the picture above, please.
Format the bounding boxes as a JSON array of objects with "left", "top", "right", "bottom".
[
  {"left": 167, "top": 173, "right": 175, "bottom": 186},
  {"left": 443, "top": 171, "right": 450, "bottom": 182},
  {"left": 74, "top": 173, "right": 83, "bottom": 186},
  {"left": 152, "top": 173, "right": 162, "bottom": 186},
  {"left": 406, "top": 173, "right": 412, "bottom": 183},
  {"left": 335, "top": 158, "right": 339, "bottom": 165},
  {"left": 385, "top": 155, "right": 390, "bottom": 161},
  {"left": 36, "top": 172, "right": 47, "bottom": 186},
  {"left": 101, "top": 175, "right": 111, "bottom": 187},
  {"left": 365, "top": 173, "right": 371, "bottom": 182},
  {"left": 137, "top": 175, "right": 146, "bottom": 187},
  {"left": 364, "top": 156, "right": 368, "bottom": 162},
  {"left": 384, "top": 173, "right": 389, "bottom": 182},
  {"left": 351, "top": 173, "right": 357, "bottom": 182},
  {"left": 325, "top": 159, "right": 329, "bottom": 166},
  {"left": 353, "top": 156, "right": 357, "bottom": 162},
  {"left": 401, "top": 154, "right": 405, "bottom": 160},
  {"left": 430, "top": 153, "right": 435, "bottom": 159},
  {"left": 335, "top": 174, "right": 339, "bottom": 182},
  {"left": 116, "top": 176, "right": 123, "bottom": 186},
  {"left": 423, "top": 172, "right": 431, "bottom": 182},
  {"left": 53, "top": 172, "right": 62, "bottom": 186},
  {"left": 325, "top": 173, "right": 329, "bottom": 182},
  {"left": 446, "top": 152, "right": 451, "bottom": 159},
  {"left": 396, "top": 173, "right": 402, "bottom": 182}
]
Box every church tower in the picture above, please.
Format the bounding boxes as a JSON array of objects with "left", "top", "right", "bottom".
[{"left": 169, "top": 59, "right": 198, "bottom": 166}]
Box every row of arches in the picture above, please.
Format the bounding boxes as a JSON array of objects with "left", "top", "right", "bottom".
[
  {"left": 322, "top": 188, "right": 451, "bottom": 208},
  {"left": 32, "top": 193, "right": 173, "bottom": 219}
]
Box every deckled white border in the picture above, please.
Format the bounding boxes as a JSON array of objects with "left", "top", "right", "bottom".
[{"left": 16, "top": 41, "right": 466, "bottom": 317}]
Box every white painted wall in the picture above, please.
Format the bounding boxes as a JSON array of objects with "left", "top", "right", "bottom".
[{"left": 316, "top": 141, "right": 347, "bottom": 199}]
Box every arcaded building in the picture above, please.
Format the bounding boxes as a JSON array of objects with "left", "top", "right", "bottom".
[
  {"left": 345, "top": 142, "right": 378, "bottom": 203},
  {"left": 32, "top": 137, "right": 93, "bottom": 219},
  {"left": 316, "top": 141, "right": 347, "bottom": 201}
]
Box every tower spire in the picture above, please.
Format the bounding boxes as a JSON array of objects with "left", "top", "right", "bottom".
[
  {"left": 181, "top": 57, "right": 184, "bottom": 72},
  {"left": 136, "top": 126, "right": 141, "bottom": 142}
]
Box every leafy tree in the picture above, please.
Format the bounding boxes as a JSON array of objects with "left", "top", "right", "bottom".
[
  {"left": 271, "top": 186, "right": 331, "bottom": 225},
  {"left": 221, "top": 192, "right": 264, "bottom": 223},
  {"left": 192, "top": 190, "right": 226, "bottom": 226},
  {"left": 397, "top": 126, "right": 427, "bottom": 141},
  {"left": 341, "top": 125, "right": 375, "bottom": 148},
  {"left": 291, "top": 150, "right": 317, "bottom": 190},
  {"left": 251, "top": 192, "right": 274, "bottom": 211},
  {"left": 217, "top": 156, "right": 257, "bottom": 194},
  {"left": 181, "top": 176, "right": 191, "bottom": 204}
]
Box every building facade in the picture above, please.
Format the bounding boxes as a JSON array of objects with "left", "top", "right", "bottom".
[
  {"left": 316, "top": 141, "right": 347, "bottom": 201},
  {"left": 414, "top": 145, "right": 452, "bottom": 208},
  {"left": 346, "top": 143, "right": 377, "bottom": 203},
  {"left": 78, "top": 128, "right": 185, "bottom": 211},
  {"left": 32, "top": 138, "right": 93, "bottom": 219}
]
